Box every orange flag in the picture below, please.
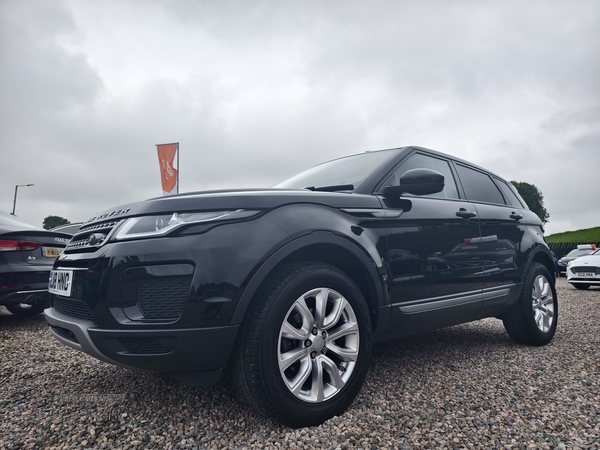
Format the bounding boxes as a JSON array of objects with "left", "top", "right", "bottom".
[{"left": 156, "top": 144, "right": 178, "bottom": 195}]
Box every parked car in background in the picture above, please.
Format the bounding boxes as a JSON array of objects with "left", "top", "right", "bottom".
[
  {"left": 50, "top": 222, "right": 83, "bottom": 236},
  {"left": 567, "top": 248, "right": 600, "bottom": 290},
  {"left": 557, "top": 244, "right": 597, "bottom": 276},
  {"left": 1, "top": 211, "right": 70, "bottom": 316},
  {"left": 44, "top": 146, "right": 557, "bottom": 427}
]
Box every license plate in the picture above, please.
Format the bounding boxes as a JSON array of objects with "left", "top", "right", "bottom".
[
  {"left": 578, "top": 272, "right": 595, "bottom": 277},
  {"left": 44, "top": 246, "right": 63, "bottom": 258},
  {"left": 48, "top": 270, "right": 74, "bottom": 297}
]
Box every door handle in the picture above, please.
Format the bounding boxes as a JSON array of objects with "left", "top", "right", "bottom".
[
  {"left": 456, "top": 208, "right": 477, "bottom": 219},
  {"left": 510, "top": 212, "right": 524, "bottom": 221}
]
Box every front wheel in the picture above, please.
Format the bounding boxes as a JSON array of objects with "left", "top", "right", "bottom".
[
  {"left": 503, "top": 262, "right": 557, "bottom": 346},
  {"left": 232, "top": 262, "right": 373, "bottom": 427}
]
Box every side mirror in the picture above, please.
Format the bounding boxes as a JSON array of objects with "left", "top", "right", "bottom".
[{"left": 383, "top": 168, "right": 445, "bottom": 198}]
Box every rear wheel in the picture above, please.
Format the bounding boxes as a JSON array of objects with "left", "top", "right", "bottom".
[
  {"left": 503, "top": 262, "right": 557, "bottom": 346},
  {"left": 572, "top": 284, "right": 590, "bottom": 290},
  {"left": 232, "top": 262, "right": 372, "bottom": 427}
]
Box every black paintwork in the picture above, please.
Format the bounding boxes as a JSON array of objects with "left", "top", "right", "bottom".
[{"left": 45, "top": 146, "right": 555, "bottom": 382}]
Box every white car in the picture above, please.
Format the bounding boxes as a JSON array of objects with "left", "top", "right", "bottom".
[
  {"left": 567, "top": 249, "right": 600, "bottom": 290},
  {"left": 557, "top": 244, "right": 597, "bottom": 276}
]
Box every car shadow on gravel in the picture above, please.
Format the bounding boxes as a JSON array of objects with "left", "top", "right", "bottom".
[
  {"left": 0, "top": 308, "right": 47, "bottom": 330},
  {"left": 371, "top": 318, "right": 512, "bottom": 362}
]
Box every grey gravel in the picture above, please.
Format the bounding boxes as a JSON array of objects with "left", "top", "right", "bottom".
[{"left": 1, "top": 278, "right": 598, "bottom": 449}]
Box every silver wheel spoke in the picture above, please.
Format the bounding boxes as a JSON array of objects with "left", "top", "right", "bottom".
[
  {"left": 540, "top": 277, "right": 549, "bottom": 297},
  {"left": 542, "top": 313, "right": 551, "bottom": 332},
  {"left": 294, "top": 297, "right": 316, "bottom": 330},
  {"left": 327, "top": 341, "right": 359, "bottom": 362},
  {"left": 327, "top": 321, "right": 359, "bottom": 342},
  {"left": 288, "top": 358, "right": 313, "bottom": 395},
  {"left": 322, "top": 296, "right": 346, "bottom": 330},
  {"left": 281, "top": 320, "right": 308, "bottom": 341},
  {"left": 310, "top": 358, "right": 326, "bottom": 402},
  {"left": 321, "top": 356, "right": 346, "bottom": 390},
  {"left": 313, "top": 288, "right": 329, "bottom": 328},
  {"left": 279, "top": 347, "right": 309, "bottom": 373}
]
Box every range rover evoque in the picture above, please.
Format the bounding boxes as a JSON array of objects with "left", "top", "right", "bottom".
[{"left": 45, "top": 146, "right": 557, "bottom": 427}]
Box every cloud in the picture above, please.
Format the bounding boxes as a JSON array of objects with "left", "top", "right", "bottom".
[{"left": 0, "top": 0, "right": 599, "bottom": 235}]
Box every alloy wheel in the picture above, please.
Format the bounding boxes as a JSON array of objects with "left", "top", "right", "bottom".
[
  {"left": 277, "top": 287, "right": 359, "bottom": 403},
  {"left": 531, "top": 274, "right": 555, "bottom": 333}
]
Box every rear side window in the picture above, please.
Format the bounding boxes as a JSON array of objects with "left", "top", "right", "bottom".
[
  {"left": 495, "top": 179, "right": 524, "bottom": 208},
  {"left": 456, "top": 165, "right": 505, "bottom": 205}
]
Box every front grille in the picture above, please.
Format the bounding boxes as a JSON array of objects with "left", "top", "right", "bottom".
[
  {"left": 137, "top": 276, "right": 192, "bottom": 320},
  {"left": 54, "top": 297, "right": 95, "bottom": 324},
  {"left": 571, "top": 266, "right": 599, "bottom": 275},
  {"left": 65, "top": 220, "right": 121, "bottom": 253},
  {"left": 118, "top": 337, "right": 177, "bottom": 354}
]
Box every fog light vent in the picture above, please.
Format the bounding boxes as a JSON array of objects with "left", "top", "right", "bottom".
[{"left": 137, "top": 276, "right": 192, "bottom": 320}]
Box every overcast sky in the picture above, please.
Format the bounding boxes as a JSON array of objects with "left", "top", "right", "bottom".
[{"left": 1, "top": 0, "right": 598, "bottom": 235}]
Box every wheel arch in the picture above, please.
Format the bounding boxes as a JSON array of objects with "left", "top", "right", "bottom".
[
  {"left": 527, "top": 245, "right": 556, "bottom": 284},
  {"left": 230, "top": 231, "right": 385, "bottom": 330}
]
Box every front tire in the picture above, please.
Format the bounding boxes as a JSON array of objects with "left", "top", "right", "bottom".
[
  {"left": 232, "top": 262, "right": 373, "bottom": 427},
  {"left": 503, "top": 262, "right": 557, "bottom": 346}
]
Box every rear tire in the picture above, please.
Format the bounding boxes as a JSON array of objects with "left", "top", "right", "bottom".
[
  {"left": 572, "top": 284, "right": 590, "bottom": 290},
  {"left": 503, "top": 262, "right": 557, "bottom": 346},
  {"left": 232, "top": 262, "right": 372, "bottom": 427}
]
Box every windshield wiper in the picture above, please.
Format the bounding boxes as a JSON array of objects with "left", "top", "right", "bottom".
[{"left": 304, "top": 184, "right": 354, "bottom": 192}]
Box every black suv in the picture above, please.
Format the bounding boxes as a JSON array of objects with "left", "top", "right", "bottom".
[{"left": 45, "top": 146, "right": 557, "bottom": 427}]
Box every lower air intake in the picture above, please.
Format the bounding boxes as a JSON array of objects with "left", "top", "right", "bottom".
[{"left": 137, "top": 276, "right": 192, "bottom": 320}]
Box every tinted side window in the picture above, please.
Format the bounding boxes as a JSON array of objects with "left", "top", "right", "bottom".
[
  {"left": 456, "top": 165, "right": 505, "bottom": 205},
  {"left": 495, "top": 178, "right": 524, "bottom": 208},
  {"left": 384, "top": 153, "right": 459, "bottom": 199}
]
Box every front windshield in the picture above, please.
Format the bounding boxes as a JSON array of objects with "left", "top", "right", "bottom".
[
  {"left": 274, "top": 149, "right": 398, "bottom": 189},
  {"left": 0, "top": 210, "right": 38, "bottom": 229}
]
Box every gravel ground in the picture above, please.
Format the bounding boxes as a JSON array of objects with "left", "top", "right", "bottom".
[{"left": 1, "top": 278, "right": 598, "bottom": 449}]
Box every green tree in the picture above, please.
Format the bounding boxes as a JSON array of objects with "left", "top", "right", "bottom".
[
  {"left": 43, "top": 215, "right": 70, "bottom": 230},
  {"left": 510, "top": 181, "right": 549, "bottom": 224}
]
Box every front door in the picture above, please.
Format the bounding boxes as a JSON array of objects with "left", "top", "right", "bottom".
[{"left": 379, "top": 152, "right": 484, "bottom": 336}]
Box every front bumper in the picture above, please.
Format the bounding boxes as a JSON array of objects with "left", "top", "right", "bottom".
[
  {"left": 44, "top": 307, "right": 239, "bottom": 385},
  {"left": 566, "top": 267, "right": 600, "bottom": 285}
]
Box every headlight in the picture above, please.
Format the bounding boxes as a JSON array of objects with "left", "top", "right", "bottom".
[{"left": 114, "top": 210, "right": 256, "bottom": 240}]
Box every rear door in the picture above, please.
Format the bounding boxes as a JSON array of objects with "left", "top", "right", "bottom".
[{"left": 453, "top": 164, "right": 526, "bottom": 316}]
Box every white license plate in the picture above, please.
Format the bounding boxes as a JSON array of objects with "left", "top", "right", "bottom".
[
  {"left": 578, "top": 272, "right": 595, "bottom": 277},
  {"left": 48, "top": 269, "right": 74, "bottom": 297}
]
